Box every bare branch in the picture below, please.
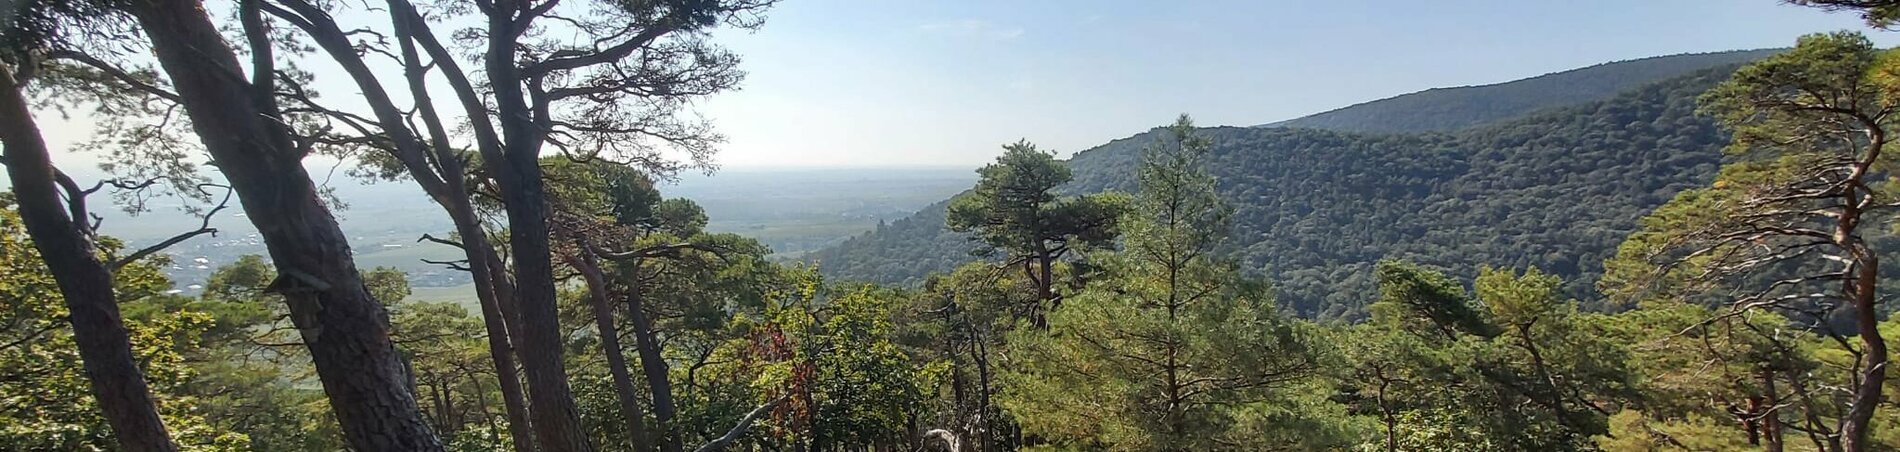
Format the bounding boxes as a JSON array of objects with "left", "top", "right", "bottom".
[
  {"left": 692, "top": 394, "right": 790, "bottom": 452},
  {"left": 110, "top": 183, "right": 231, "bottom": 271},
  {"left": 43, "top": 51, "right": 182, "bottom": 103}
]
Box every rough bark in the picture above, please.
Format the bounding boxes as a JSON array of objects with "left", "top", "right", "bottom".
[
  {"left": 270, "top": 2, "right": 539, "bottom": 447},
  {"left": 124, "top": 1, "right": 442, "bottom": 449},
  {"left": 972, "top": 332, "right": 997, "bottom": 451},
  {"left": 394, "top": 5, "right": 540, "bottom": 447},
  {"left": 480, "top": 3, "right": 596, "bottom": 450},
  {"left": 0, "top": 63, "right": 179, "bottom": 452}
]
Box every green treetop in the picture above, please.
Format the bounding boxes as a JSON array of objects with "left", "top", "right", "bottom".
[
  {"left": 1001, "top": 116, "right": 1320, "bottom": 451},
  {"left": 947, "top": 140, "right": 1129, "bottom": 324}
]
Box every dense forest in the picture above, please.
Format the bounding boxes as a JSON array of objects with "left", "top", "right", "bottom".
[
  {"left": 10, "top": 0, "right": 1900, "bottom": 451},
  {"left": 813, "top": 60, "right": 1749, "bottom": 318},
  {"left": 1257, "top": 49, "right": 1780, "bottom": 133}
]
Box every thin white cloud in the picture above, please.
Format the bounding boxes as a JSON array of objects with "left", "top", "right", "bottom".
[
  {"left": 1007, "top": 77, "right": 1036, "bottom": 92},
  {"left": 918, "top": 19, "right": 1024, "bottom": 41}
]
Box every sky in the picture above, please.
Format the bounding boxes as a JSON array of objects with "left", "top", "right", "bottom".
[
  {"left": 689, "top": 0, "right": 1900, "bottom": 167},
  {"left": 27, "top": 1, "right": 1900, "bottom": 172}
]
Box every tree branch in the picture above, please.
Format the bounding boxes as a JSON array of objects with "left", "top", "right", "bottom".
[
  {"left": 43, "top": 51, "right": 182, "bottom": 103},
  {"left": 110, "top": 183, "right": 231, "bottom": 271},
  {"left": 692, "top": 394, "right": 789, "bottom": 452}
]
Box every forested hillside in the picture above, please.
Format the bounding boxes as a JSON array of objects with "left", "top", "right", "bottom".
[
  {"left": 19, "top": 0, "right": 1900, "bottom": 448},
  {"left": 812, "top": 65, "right": 1736, "bottom": 318},
  {"left": 1257, "top": 49, "right": 1776, "bottom": 134}
]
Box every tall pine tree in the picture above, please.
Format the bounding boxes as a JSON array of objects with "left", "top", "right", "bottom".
[{"left": 1003, "top": 115, "right": 1317, "bottom": 450}]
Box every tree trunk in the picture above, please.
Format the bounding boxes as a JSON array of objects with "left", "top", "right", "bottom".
[
  {"left": 1839, "top": 251, "right": 1885, "bottom": 452},
  {"left": 482, "top": 4, "right": 595, "bottom": 450},
  {"left": 467, "top": 232, "right": 538, "bottom": 452},
  {"left": 1027, "top": 246, "right": 1054, "bottom": 328},
  {"left": 1762, "top": 368, "right": 1783, "bottom": 452},
  {"left": 0, "top": 63, "right": 179, "bottom": 452},
  {"left": 972, "top": 332, "right": 996, "bottom": 452},
  {"left": 394, "top": 9, "right": 536, "bottom": 447},
  {"left": 1837, "top": 127, "right": 1886, "bottom": 452},
  {"left": 124, "top": 1, "right": 442, "bottom": 449},
  {"left": 1377, "top": 375, "right": 1396, "bottom": 452},
  {"left": 493, "top": 142, "right": 594, "bottom": 452},
  {"left": 1784, "top": 364, "right": 1839, "bottom": 452},
  {"left": 1740, "top": 396, "right": 1761, "bottom": 446},
  {"left": 627, "top": 282, "right": 682, "bottom": 452},
  {"left": 573, "top": 250, "right": 654, "bottom": 451},
  {"left": 286, "top": 3, "right": 541, "bottom": 446}
]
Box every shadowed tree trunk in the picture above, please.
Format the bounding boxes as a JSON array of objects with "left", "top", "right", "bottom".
[
  {"left": 626, "top": 279, "right": 682, "bottom": 452},
  {"left": 258, "top": 1, "right": 541, "bottom": 447},
  {"left": 1762, "top": 367, "right": 1784, "bottom": 452},
  {"left": 479, "top": 4, "right": 596, "bottom": 450},
  {"left": 571, "top": 247, "right": 653, "bottom": 451},
  {"left": 122, "top": 0, "right": 442, "bottom": 449},
  {"left": 0, "top": 62, "right": 178, "bottom": 452}
]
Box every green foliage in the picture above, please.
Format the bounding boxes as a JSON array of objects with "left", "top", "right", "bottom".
[
  {"left": 1261, "top": 50, "right": 1777, "bottom": 133},
  {"left": 1002, "top": 120, "right": 1323, "bottom": 450},
  {"left": 544, "top": 158, "right": 667, "bottom": 230},
  {"left": 391, "top": 300, "right": 507, "bottom": 447},
  {"left": 1597, "top": 410, "right": 1757, "bottom": 452},
  {"left": 1792, "top": 1, "right": 1900, "bottom": 28},
  {"left": 816, "top": 63, "right": 1744, "bottom": 319},
  {"left": 946, "top": 140, "right": 1130, "bottom": 263},
  {"left": 0, "top": 203, "right": 248, "bottom": 450},
  {"left": 805, "top": 287, "right": 944, "bottom": 447},
  {"left": 153, "top": 254, "right": 345, "bottom": 451},
  {"left": 1370, "top": 260, "right": 1496, "bottom": 338},
  {"left": 27, "top": 24, "right": 1900, "bottom": 452},
  {"left": 809, "top": 198, "right": 971, "bottom": 287},
  {"left": 1604, "top": 31, "right": 1900, "bottom": 329},
  {"left": 120, "top": 253, "right": 487, "bottom": 450},
  {"left": 1340, "top": 262, "right": 1635, "bottom": 452},
  {"left": 675, "top": 276, "right": 942, "bottom": 450}
]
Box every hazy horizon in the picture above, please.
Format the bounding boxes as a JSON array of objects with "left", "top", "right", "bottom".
[{"left": 34, "top": 1, "right": 1900, "bottom": 173}]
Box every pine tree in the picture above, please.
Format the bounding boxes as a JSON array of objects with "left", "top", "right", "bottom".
[{"left": 1003, "top": 115, "right": 1316, "bottom": 450}]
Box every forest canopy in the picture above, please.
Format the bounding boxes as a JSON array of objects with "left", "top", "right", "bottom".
[{"left": 6, "top": 1, "right": 1900, "bottom": 451}]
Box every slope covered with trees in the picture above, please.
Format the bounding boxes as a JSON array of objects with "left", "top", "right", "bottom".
[
  {"left": 1257, "top": 49, "right": 1777, "bottom": 134},
  {"left": 18, "top": 0, "right": 1900, "bottom": 448},
  {"left": 813, "top": 65, "right": 1737, "bottom": 318}
]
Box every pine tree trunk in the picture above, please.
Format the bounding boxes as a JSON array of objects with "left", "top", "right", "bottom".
[
  {"left": 480, "top": 5, "right": 595, "bottom": 450},
  {"left": 1839, "top": 251, "right": 1885, "bottom": 452},
  {"left": 1762, "top": 368, "right": 1783, "bottom": 452},
  {"left": 386, "top": 3, "right": 538, "bottom": 447},
  {"left": 440, "top": 220, "right": 536, "bottom": 452},
  {"left": 466, "top": 233, "right": 538, "bottom": 452},
  {"left": 1837, "top": 128, "right": 1887, "bottom": 452},
  {"left": 124, "top": 1, "right": 442, "bottom": 449},
  {"left": 0, "top": 63, "right": 179, "bottom": 452},
  {"left": 436, "top": 118, "right": 536, "bottom": 452},
  {"left": 574, "top": 250, "right": 654, "bottom": 451},
  {"left": 628, "top": 282, "right": 682, "bottom": 452}
]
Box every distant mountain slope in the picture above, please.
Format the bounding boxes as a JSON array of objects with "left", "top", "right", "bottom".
[
  {"left": 1256, "top": 49, "right": 1777, "bottom": 134},
  {"left": 810, "top": 64, "right": 1740, "bottom": 319}
]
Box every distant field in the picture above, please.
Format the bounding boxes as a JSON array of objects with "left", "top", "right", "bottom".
[
  {"left": 670, "top": 166, "right": 974, "bottom": 255},
  {"left": 80, "top": 166, "right": 974, "bottom": 291},
  {"left": 408, "top": 283, "right": 479, "bottom": 312}
]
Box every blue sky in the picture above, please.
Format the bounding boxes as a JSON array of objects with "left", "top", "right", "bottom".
[{"left": 695, "top": 0, "right": 1900, "bottom": 167}]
